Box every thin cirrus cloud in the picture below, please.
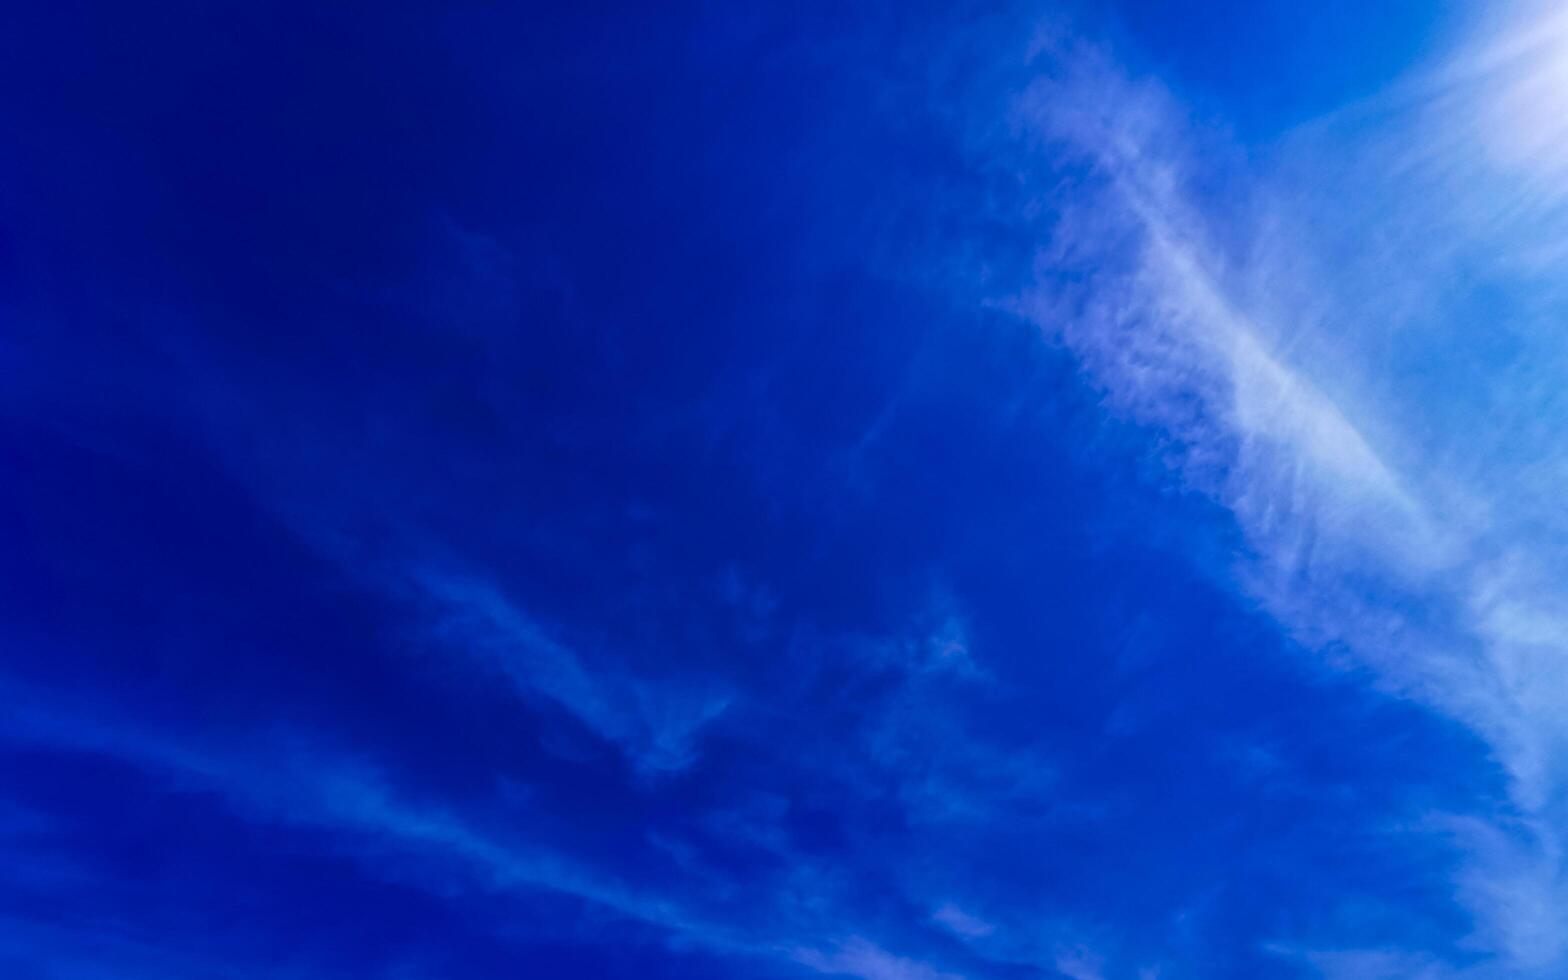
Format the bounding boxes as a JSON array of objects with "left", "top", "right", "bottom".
[
  {"left": 412, "top": 569, "right": 733, "bottom": 776},
  {"left": 0, "top": 675, "right": 764, "bottom": 971},
  {"left": 1005, "top": 6, "right": 1568, "bottom": 975}
]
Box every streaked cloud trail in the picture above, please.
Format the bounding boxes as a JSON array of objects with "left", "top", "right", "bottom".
[{"left": 1009, "top": 7, "right": 1568, "bottom": 974}]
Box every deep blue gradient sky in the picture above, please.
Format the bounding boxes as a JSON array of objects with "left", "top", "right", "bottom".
[{"left": 7, "top": 3, "right": 1568, "bottom": 978}]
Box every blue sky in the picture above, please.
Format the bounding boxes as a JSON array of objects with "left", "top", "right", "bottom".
[{"left": 5, "top": 2, "right": 1568, "bottom": 977}]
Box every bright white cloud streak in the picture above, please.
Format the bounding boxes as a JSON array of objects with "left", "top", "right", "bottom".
[{"left": 1007, "top": 7, "right": 1568, "bottom": 975}]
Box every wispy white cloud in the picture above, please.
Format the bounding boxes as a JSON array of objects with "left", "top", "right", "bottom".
[
  {"left": 0, "top": 676, "right": 781, "bottom": 969},
  {"left": 1052, "top": 946, "right": 1106, "bottom": 980},
  {"left": 792, "top": 937, "right": 961, "bottom": 980},
  {"left": 0, "top": 657, "right": 1012, "bottom": 980},
  {"left": 414, "top": 569, "right": 731, "bottom": 775},
  {"left": 1262, "top": 942, "right": 1461, "bottom": 980},
  {"left": 1007, "top": 7, "right": 1568, "bottom": 974},
  {"left": 931, "top": 902, "right": 995, "bottom": 940}
]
